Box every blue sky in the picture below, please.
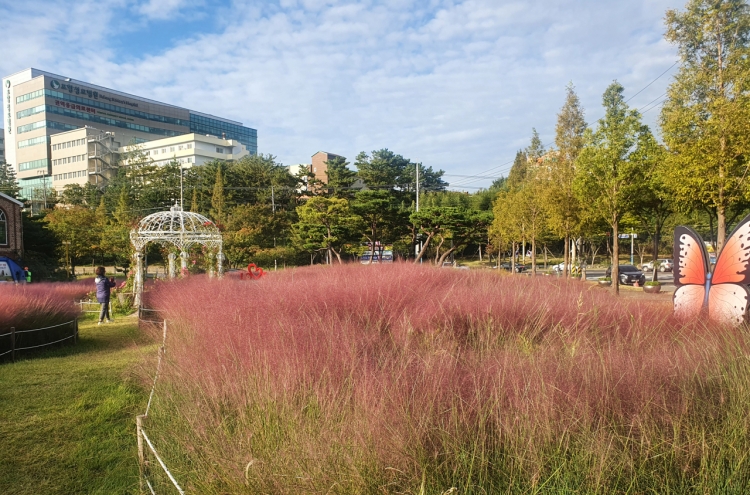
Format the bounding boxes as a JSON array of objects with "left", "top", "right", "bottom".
[{"left": 1, "top": 0, "right": 684, "bottom": 189}]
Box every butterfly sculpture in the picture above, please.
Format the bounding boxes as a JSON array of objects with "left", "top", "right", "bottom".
[{"left": 673, "top": 214, "right": 750, "bottom": 326}]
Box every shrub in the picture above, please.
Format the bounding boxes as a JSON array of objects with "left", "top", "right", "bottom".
[
  {"left": 144, "top": 264, "right": 750, "bottom": 493},
  {"left": 644, "top": 280, "right": 662, "bottom": 286}
]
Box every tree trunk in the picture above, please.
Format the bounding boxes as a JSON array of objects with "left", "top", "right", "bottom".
[
  {"left": 332, "top": 247, "right": 342, "bottom": 264},
  {"left": 414, "top": 234, "right": 433, "bottom": 263},
  {"left": 590, "top": 244, "right": 600, "bottom": 266},
  {"left": 511, "top": 242, "right": 517, "bottom": 275},
  {"left": 706, "top": 208, "right": 716, "bottom": 250},
  {"left": 543, "top": 244, "right": 548, "bottom": 269},
  {"left": 612, "top": 220, "right": 619, "bottom": 296},
  {"left": 438, "top": 247, "right": 457, "bottom": 266},
  {"left": 478, "top": 244, "right": 482, "bottom": 262},
  {"left": 531, "top": 239, "right": 536, "bottom": 275},
  {"left": 717, "top": 205, "right": 726, "bottom": 254},
  {"left": 435, "top": 235, "right": 446, "bottom": 265},
  {"left": 563, "top": 234, "right": 570, "bottom": 278}
]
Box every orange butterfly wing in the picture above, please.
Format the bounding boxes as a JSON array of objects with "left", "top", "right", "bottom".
[
  {"left": 712, "top": 213, "right": 750, "bottom": 285},
  {"left": 673, "top": 227, "right": 707, "bottom": 286}
]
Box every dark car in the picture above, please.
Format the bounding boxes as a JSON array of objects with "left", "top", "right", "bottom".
[
  {"left": 605, "top": 265, "right": 646, "bottom": 286},
  {"left": 500, "top": 262, "right": 527, "bottom": 273}
]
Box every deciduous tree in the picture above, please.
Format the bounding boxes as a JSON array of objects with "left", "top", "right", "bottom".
[
  {"left": 575, "top": 82, "right": 652, "bottom": 295},
  {"left": 660, "top": 0, "right": 750, "bottom": 251}
]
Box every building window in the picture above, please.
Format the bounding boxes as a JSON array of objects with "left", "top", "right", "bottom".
[
  {"left": 187, "top": 144, "right": 192, "bottom": 149},
  {"left": 0, "top": 210, "right": 6, "bottom": 246},
  {"left": 170, "top": 147, "right": 175, "bottom": 152},
  {"left": 178, "top": 145, "right": 183, "bottom": 150},
  {"left": 216, "top": 147, "right": 223, "bottom": 153}
]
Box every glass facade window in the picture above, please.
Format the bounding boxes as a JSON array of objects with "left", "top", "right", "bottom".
[
  {"left": 18, "top": 120, "right": 47, "bottom": 134},
  {"left": 18, "top": 176, "right": 52, "bottom": 200},
  {"left": 47, "top": 120, "right": 79, "bottom": 132},
  {"left": 18, "top": 120, "right": 78, "bottom": 134},
  {"left": 15, "top": 89, "right": 45, "bottom": 104},
  {"left": 41, "top": 89, "right": 191, "bottom": 126},
  {"left": 189, "top": 113, "right": 257, "bottom": 153},
  {"left": 45, "top": 105, "right": 176, "bottom": 138},
  {"left": 18, "top": 136, "right": 48, "bottom": 148},
  {"left": 19, "top": 159, "right": 49, "bottom": 171},
  {"left": 17, "top": 105, "right": 46, "bottom": 119}
]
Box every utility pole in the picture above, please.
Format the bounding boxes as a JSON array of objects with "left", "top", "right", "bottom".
[
  {"left": 179, "top": 165, "right": 184, "bottom": 209},
  {"left": 415, "top": 163, "right": 419, "bottom": 212},
  {"left": 630, "top": 230, "right": 635, "bottom": 265},
  {"left": 415, "top": 163, "right": 422, "bottom": 263}
]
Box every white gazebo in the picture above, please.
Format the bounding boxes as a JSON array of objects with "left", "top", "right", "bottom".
[{"left": 130, "top": 204, "right": 223, "bottom": 306}]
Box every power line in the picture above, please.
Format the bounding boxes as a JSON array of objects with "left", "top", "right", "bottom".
[
  {"left": 638, "top": 91, "right": 667, "bottom": 112},
  {"left": 641, "top": 97, "right": 668, "bottom": 115},
  {"left": 624, "top": 61, "right": 678, "bottom": 103},
  {"left": 448, "top": 159, "right": 515, "bottom": 187},
  {"left": 445, "top": 62, "right": 680, "bottom": 190}
]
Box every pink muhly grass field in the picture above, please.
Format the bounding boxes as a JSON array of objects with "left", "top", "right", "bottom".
[
  {"left": 0, "top": 282, "right": 84, "bottom": 332},
  {"left": 145, "top": 264, "right": 750, "bottom": 493}
]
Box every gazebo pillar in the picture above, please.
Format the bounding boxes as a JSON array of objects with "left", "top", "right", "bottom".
[
  {"left": 134, "top": 250, "right": 144, "bottom": 307},
  {"left": 180, "top": 251, "right": 188, "bottom": 277},
  {"left": 217, "top": 249, "right": 224, "bottom": 278},
  {"left": 168, "top": 252, "right": 176, "bottom": 279},
  {"left": 208, "top": 252, "right": 215, "bottom": 278}
]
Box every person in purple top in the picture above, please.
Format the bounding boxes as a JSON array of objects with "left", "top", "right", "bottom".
[{"left": 94, "top": 266, "right": 116, "bottom": 324}]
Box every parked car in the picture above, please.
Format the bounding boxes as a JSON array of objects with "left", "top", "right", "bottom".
[
  {"left": 605, "top": 265, "right": 646, "bottom": 286},
  {"left": 642, "top": 259, "right": 673, "bottom": 272},
  {"left": 500, "top": 262, "right": 527, "bottom": 273}
]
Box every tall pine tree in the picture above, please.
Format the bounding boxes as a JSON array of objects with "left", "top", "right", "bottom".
[
  {"left": 548, "top": 83, "right": 587, "bottom": 277},
  {"left": 0, "top": 162, "right": 20, "bottom": 198}
]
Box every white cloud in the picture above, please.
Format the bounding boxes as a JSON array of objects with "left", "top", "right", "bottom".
[
  {"left": 1, "top": 0, "right": 686, "bottom": 188},
  {"left": 137, "top": 0, "right": 204, "bottom": 20}
]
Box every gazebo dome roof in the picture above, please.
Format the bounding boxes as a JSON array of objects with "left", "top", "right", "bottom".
[{"left": 130, "top": 204, "right": 222, "bottom": 251}]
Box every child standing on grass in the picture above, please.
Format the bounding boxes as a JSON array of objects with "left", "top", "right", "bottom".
[{"left": 94, "top": 266, "right": 116, "bottom": 324}]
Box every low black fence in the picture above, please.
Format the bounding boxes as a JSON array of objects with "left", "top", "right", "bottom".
[{"left": 0, "top": 319, "right": 78, "bottom": 362}]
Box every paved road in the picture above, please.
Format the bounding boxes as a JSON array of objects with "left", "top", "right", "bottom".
[{"left": 583, "top": 269, "right": 675, "bottom": 291}]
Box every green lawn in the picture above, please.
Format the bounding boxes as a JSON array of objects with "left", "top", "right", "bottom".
[{"left": 0, "top": 317, "right": 154, "bottom": 494}]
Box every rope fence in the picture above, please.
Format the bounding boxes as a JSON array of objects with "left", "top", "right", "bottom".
[
  {"left": 78, "top": 300, "right": 113, "bottom": 318},
  {"left": 1, "top": 319, "right": 78, "bottom": 363},
  {"left": 136, "top": 309, "right": 185, "bottom": 494}
]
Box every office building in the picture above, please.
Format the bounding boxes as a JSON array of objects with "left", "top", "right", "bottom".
[
  {"left": 0, "top": 127, "right": 5, "bottom": 163},
  {"left": 46, "top": 130, "right": 250, "bottom": 193},
  {"left": 311, "top": 151, "right": 344, "bottom": 184},
  {"left": 3, "top": 68, "right": 257, "bottom": 197},
  {"left": 121, "top": 133, "right": 249, "bottom": 168}
]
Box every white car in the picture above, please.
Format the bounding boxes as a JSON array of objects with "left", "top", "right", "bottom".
[
  {"left": 552, "top": 262, "right": 572, "bottom": 272},
  {"left": 642, "top": 259, "right": 673, "bottom": 272}
]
